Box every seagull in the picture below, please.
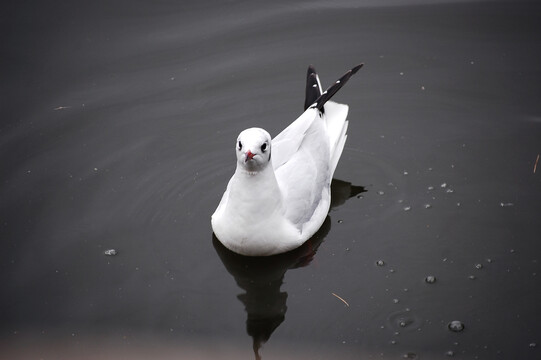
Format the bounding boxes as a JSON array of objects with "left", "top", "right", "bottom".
[{"left": 211, "top": 64, "right": 363, "bottom": 256}]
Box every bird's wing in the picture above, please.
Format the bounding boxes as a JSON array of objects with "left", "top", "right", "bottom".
[{"left": 271, "top": 107, "right": 319, "bottom": 170}]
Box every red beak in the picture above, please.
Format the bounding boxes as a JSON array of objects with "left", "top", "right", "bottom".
[{"left": 245, "top": 150, "right": 255, "bottom": 162}]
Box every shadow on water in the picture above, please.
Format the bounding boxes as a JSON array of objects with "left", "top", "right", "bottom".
[{"left": 213, "top": 179, "right": 365, "bottom": 359}]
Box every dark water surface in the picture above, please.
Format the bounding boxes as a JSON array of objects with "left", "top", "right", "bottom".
[{"left": 2, "top": 1, "right": 541, "bottom": 359}]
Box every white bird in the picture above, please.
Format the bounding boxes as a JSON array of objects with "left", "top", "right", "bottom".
[{"left": 212, "top": 64, "right": 363, "bottom": 256}]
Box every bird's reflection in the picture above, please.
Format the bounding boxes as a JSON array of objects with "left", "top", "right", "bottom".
[{"left": 212, "top": 179, "right": 365, "bottom": 359}]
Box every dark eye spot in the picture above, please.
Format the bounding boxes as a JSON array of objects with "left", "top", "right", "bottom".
[
  {"left": 238, "top": 141, "right": 242, "bottom": 150},
  {"left": 261, "top": 142, "right": 267, "bottom": 152}
]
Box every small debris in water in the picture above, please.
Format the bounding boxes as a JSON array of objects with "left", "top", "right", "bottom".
[
  {"left": 445, "top": 188, "right": 455, "bottom": 193},
  {"left": 425, "top": 275, "right": 436, "bottom": 284},
  {"left": 440, "top": 182, "right": 448, "bottom": 188},
  {"left": 427, "top": 186, "right": 434, "bottom": 191},
  {"left": 337, "top": 219, "right": 343, "bottom": 224},
  {"left": 500, "top": 202, "right": 514, "bottom": 207},
  {"left": 403, "top": 170, "right": 409, "bottom": 175},
  {"left": 393, "top": 298, "right": 400, "bottom": 304},
  {"left": 468, "top": 275, "right": 476, "bottom": 280},
  {"left": 104, "top": 249, "right": 117, "bottom": 256},
  {"left": 331, "top": 292, "right": 350, "bottom": 307},
  {"left": 530, "top": 342, "right": 537, "bottom": 348},
  {"left": 376, "top": 260, "right": 385, "bottom": 266},
  {"left": 445, "top": 350, "right": 455, "bottom": 357},
  {"left": 456, "top": 202, "right": 461, "bottom": 207},
  {"left": 486, "top": 258, "right": 493, "bottom": 263},
  {"left": 510, "top": 249, "right": 516, "bottom": 254},
  {"left": 448, "top": 320, "right": 465, "bottom": 332},
  {"left": 403, "top": 352, "right": 418, "bottom": 359},
  {"left": 403, "top": 206, "right": 412, "bottom": 211},
  {"left": 423, "top": 204, "right": 432, "bottom": 209},
  {"left": 377, "top": 191, "right": 385, "bottom": 195},
  {"left": 475, "top": 263, "right": 483, "bottom": 270},
  {"left": 534, "top": 154, "right": 539, "bottom": 173}
]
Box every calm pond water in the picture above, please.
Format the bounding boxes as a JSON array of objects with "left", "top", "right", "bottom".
[{"left": 2, "top": 0, "right": 541, "bottom": 359}]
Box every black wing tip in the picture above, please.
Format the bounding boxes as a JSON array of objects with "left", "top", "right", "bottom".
[{"left": 309, "top": 63, "right": 364, "bottom": 112}]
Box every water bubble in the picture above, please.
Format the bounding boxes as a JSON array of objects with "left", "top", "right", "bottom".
[
  {"left": 448, "top": 320, "right": 465, "bottom": 332},
  {"left": 104, "top": 249, "right": 117, "bottom": 256},
  {"left": 425, "top": 275, "right": 436, "bottom": 284},
  {"left": 376, "top": 260, "right": 385, "bottom": 266}
]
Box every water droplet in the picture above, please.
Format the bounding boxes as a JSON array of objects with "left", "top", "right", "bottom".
[
  {"left": 403, "top": 206, "right": 412, "bottom": 211},
  {"left": 376, "top": 260, "right": 385, "bottom": 266},
  {"left": 475, "top": 263, "right": 483, "bottom": 270},
  {"left": 104, "top": 249, "right": 117, "bottom": 256},
  {"left": 448, "top": 320, "right": 465, "bottom": 332},
  {"left": 424, "top": 204, "right": 432, "bottom": 209},
  {"left": 425, "top": 275, "right": 436, "bottom": 284}
]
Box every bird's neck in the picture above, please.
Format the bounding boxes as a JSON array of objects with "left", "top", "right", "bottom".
[{"left": 230, "top": 165, "right": 283, "bottom": 218}]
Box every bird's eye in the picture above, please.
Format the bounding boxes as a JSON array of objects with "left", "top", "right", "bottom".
[
  {"left": 261, "top": 142, "right": 267, "bottom": 152},
  {"left": 238, "top": 141, "right": 242, "bottom": 150}
]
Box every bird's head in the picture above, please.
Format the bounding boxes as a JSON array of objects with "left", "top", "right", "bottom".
[{"left": 236, "top": 128, "right": 272, "bottom": 174}]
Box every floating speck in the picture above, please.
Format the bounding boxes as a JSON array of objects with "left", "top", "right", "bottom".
[
  {"left": 403, "top": 171, "right": 409, "bottom": 175},
  {"left": 391, "top": 340, "right": 397, "bottom": 345},
  {"left": 440, "top": 182, "right": 448, "bottom": 188},
  {"left": 468, "top": 275, "right": 476, "bottom": 280},
  {"left": 448, "top": 320, "right": 465, "bottom": 332},
  {"left": 475, "top": 263, "right": 483, "bottom": 270},
  {"left": 337, "top": 219, "right": 343, "bottom": 224},
  {"left": 425, "top": 275, "right": 436, "bottom": 284},
  {"left": 500, "top": 202, "right": 514, "bottom": 207},
  {"left": 530, "top": 342, "right": 537, "bottom": 348},
  {"left": 403, "top": 352, "right": 417, "bottom": 359},
  {"left": 446, "top": 188, "right": 455, "bottom": 193},
  {"left": 393, "top": 298, "right": 400, "bottom": 304},
  {"left": 104, "top": 249, "right": 117, "bottom": 256},
  {"left": 428, "top": 186, "right": 434, "bottom": 191},
  {"left": 421, "top": 86, "right": 425, "bottom": 90},
  {"left": 400, "top": 72, "right": 404, "bottom": 76},
  {"left": 510, "top": 249, "right": 516, "bottom": 253},
  {"left": 486, "top": 258, "right": 493, "bottom": 263},
  {"left": 446, "top": 350, "right": 455, "bottom": 357},
  {"left": 94, "top": 168, "right": 98, "bottom": 171},
  {"left": 456, "top": 202, "right": 461, "bottom": 207},
  {"left": 376, "top": 260, "right": 385, "bottom": 266},
  {"left": 403, "top": 206, "right": 412, "bottom": 211},
  {"left": 377, "top": 191, "right": 385, "bottom": 195},
  {"left": 423, "top": 204, "right": 432, "bottom": 209},
  {"left": 389, "top": 268, "right": 396, "bottom": 273}
]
